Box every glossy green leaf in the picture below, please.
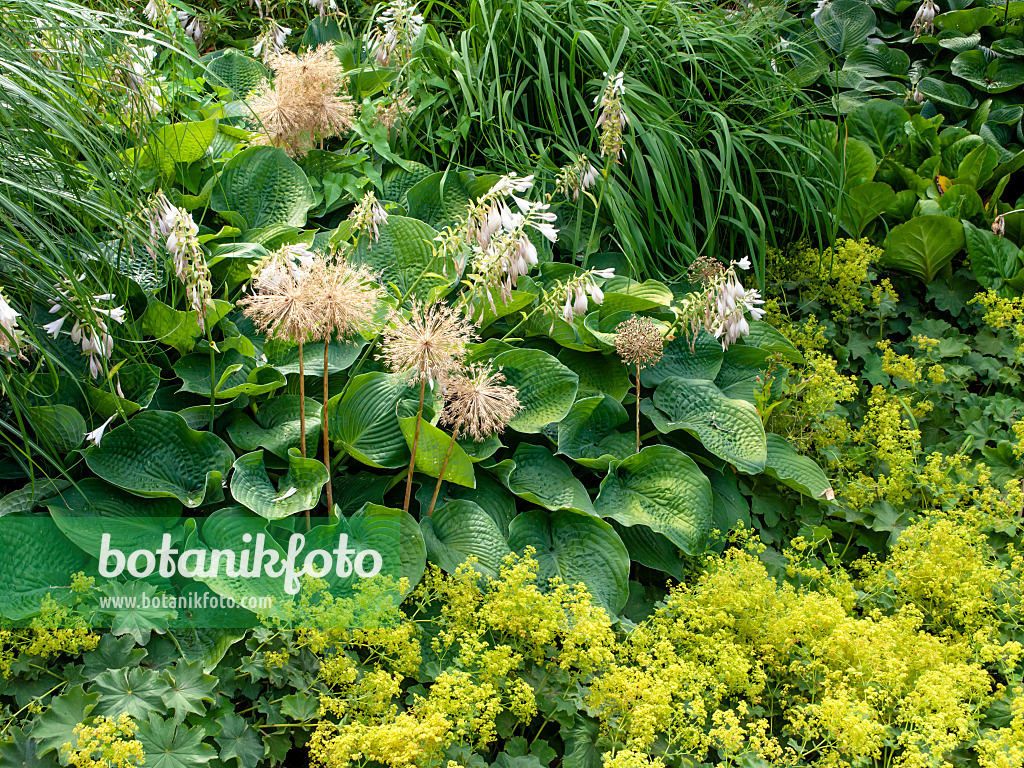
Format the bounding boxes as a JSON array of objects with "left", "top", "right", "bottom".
[
  {"left": 557, "top": 395, "right": 634, "bottom": 471},
  {"left": 557, "top": 348, "right": 632, "bottom": 401},
  {"left": 764, "top": 434, "right": 835, "bottom": 502},
  {"left": 647, "top": 377, "right": 767, "bottom": 474},
  {"left": 210, "top": 146, "right": 315, "bottom": 229},
  {"left": 349, "top": 215, "right": 450, "bottom": 302},
  {"left": 0, "top": 516, "right": 91, "bottom": 620},
  {"left": 594, "top": 445, "right": 713, "bottom": 555},
  {"left": 230, "top": 448, "right": 328, "bottom": 519},
  {"left": 85, "top": 411, "right": 234, "bottom": 507},
  {"left": 226, "top": 395, "right": 321, "bottom": 459},
  {"left": 507, "top": 509, "right": 629, "bottom": 615},
  {"left": 175, "top": 349, "right": 285, "bottom": 399},
  {"left": 496, "top": 444, "right": 596, "bottom": 515},
  {"left": 640, "top": 331, "right": 723, "bottom": 387},
  {"left": 881, "top": 215, "right": 965, "bottom": 282},
  {"left": 421, "top": 499, "right": 511, "bottom": 578},
  {"left": 398, "top": 416, "right": 475, "bottom": 488},
  {"left": 493, "top": 348, "right": 579, "bottom": 433},
  {"left": 952, "top": 50, "right": 1024, "bottom": 93}
]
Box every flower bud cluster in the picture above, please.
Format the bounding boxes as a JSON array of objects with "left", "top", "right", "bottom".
[
  {"left": 560, "top": 268, "right": 615, "bottom": 323},
  {"left": 43, "top": 275, "right": 126, "bottom": 378},
  {"left": 368, "top": 0, "right": 424, "bottom": 67},
  {"left": 148, "top": 192, "right": 213, "bottom": 331},
  {"left": 349, "top": 192, "right": 389, "bottom": 247},
  {"left": 594, "top": 71, "right": 628, "bottom": 163}
]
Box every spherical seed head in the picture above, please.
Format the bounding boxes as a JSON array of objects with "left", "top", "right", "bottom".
[
  {"left": 440, "top": 364, "right": 522, "bottom": 441},
  {"left": 379, "top": 301, "right": 478, "bottom": 384},
  {"left": 238, "top": 252, "right": 319, "bottom": 342},
  {"left": 308, "top": 257, "right": 382, "bottom": 341},
  {"left": 615, "top": 315, "right": 664, "bottom": 368}
]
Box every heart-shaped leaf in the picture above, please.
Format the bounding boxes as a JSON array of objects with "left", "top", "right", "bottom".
[
  {"left": 495, "top": 444, "right": 596, "bottom": 515},
  {"left": 226, "top": 395, "right": 321, "bottom": 459},
  {"left": 557, "top": 395, "right": 634, "bottom": 470},
  {"left": 398, "top": 416, "right": 475, "bottom": 488},
  {"left": 492, "top": 348, "right": 579, "bottom": 433},
  {"left": 421, "top": 499, "right": 511, "bottom": 578},
  {"left": 230, "top": 448, "right": 328, "bottom": 519},
  {"left": 210, "top": 146, "right": 315, "bottom": 229},
  {"left": 85, "top": 411, "right": 235, "bottom": 507},
  {"left": 507, "top": 509, "right": 629, "bottom": 615},
  {"left": 594, "top": 445, "right": 713, "bottom": 555},
  {"left": 646, "top": 377, "right": 767, "bottom": 474},
  {"left": 880, "top": 215, "right": 965, "bottom": 282}
]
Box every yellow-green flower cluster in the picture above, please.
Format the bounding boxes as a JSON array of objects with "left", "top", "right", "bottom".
[{"left": 61, "top": 714, "right": 143, "bottom": 768}]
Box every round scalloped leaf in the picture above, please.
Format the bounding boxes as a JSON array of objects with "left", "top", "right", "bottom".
[
  {"left": 764, "top": 434, "right": 835, "bottom": 502},
  {"left": 328, "top": 372, "right": 433, "bottom": 468},
  {"left": 815, "top": 0, "right": 876, "bottom": 55},
  {"left": 85, "top": 411, "right": 235, "bottom": 507},
  {"left": 0, "top": 516, "right": 91, "bottom": 620},
  {"left": 594, "top": 445, "right": 713, "bottom": 555},
  {"left": 557, "top": 348, "right": 633, "bottom": 401},
  {"left": 210, "top": 146, "right": 315, "bottom": 230},
  {"left": 647, "top": 377, "right": 767, "bottom": 474},
  {"left": 421, "top": 499, "right": 511, "bottom": 578},
  {"left": 204, "top": 49, "right": 268, "bottom": 98},
  {"left": 496, "top": 444, "right": 596, "bottom": 515},
  {"left": 174, "top": 348, "right": 285, "bottom": 399},
  {"left": 398, "top": 416, "right": 475, "bottom": 488},
  {"left": 350, "top": 215, "right": 451, "bottom": 302},
  {"left": 557, "top": 395, "right": 634, "bottom": 471},
  {"left": 640, "top": 332, "right": 724, "bottom": 387},
  {"left": 492, "top": 348, "right": 578, "bottom": 433},
  {"left": 507, "top": 509, "right": 629, "bottom": 615},
  {"left": 226, "top": 395, "right": 321, "bottom": 459},
  {"left": 230, "top": 448, "right": 328, "bottom": 519},
  {"left": 45, "top": 478, "right": 183, "bottom": 558}
]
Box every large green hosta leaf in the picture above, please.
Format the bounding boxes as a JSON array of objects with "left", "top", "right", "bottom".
[
  {"left": 85, "top": 411, "right": 234, "bottom": 507},
  {"left": 492, "top": 348, "right": 578, "bottom": 433},
  {"left": 880, "top": 215, "right": 965, "bottom": 282},
  {"left": 140, "top": 298, "right": 234, "bottom": 355},
  {"left": 327, "top": 372, "right": 430, "bottom": 468},
  {"left": 405, "top": 170, "right": 473, "bottom": 229},
  {"left": 764, "top": 434, "right": 834, "bottom": 502},
  {"left": 557, "top": 349, "right": 633, "bottom": 401},
  {"left": 174, "top": 349, "right": 285, "bottom": 399},
  {"left": 646, "top": 377, "right": 767, "bottom": 474},
  {"left": 421, "top": 499, "right": 511, "bottom": 578},
  {"left": 593, "top": 445, "right": 713, "bottom": 555},
  {"left": 205, "top": 48, "right": 268, "bottom": 98},
  {"left": 143, "top": 120, "right": 217, "bottom": 176},
  {"left": 264, "top": 338, "right": 366, "bottom": 375},
  {"left": 210, "top": 146, "right": 315, "bottom": 229},
  {"left": 226, "top": 395, "right": 321, "bottom": 459},
  {"left": 230, "top": 448, "right": 328, "bottom": 519},
  {"left": 350, "top": 215, "right": 450, "bottom": 302},
  {"left": 597, "top": 277, "right": 673, "bottom": 315},
  {"left": 0, "top": 516, "right": 91, "bottom": 620},
  {"left": 640, "top": 332, "right": 723, "bottom": 387},
  {"left": 495, "top": 444, "right": 596, "bottom": 515},
  {"left": 952, "top": 50, "right": 1024, "bottom": 94},
  {"left": 398, "top": 416, "right": 475, "bottom": 488},
  {"left": 611, "top": 521, "right": 687, "bottom": 581},
  {"left": 27, "top": 404, "right": 85, "bottom": 453},
  {"left": 507, "top": 509, "right": 629, "bottom": 615},
  {"left": 557, "top": 395, "right": 633, "bottom": 471},
  {"left": 45, "top": 479, "right": 183, "bottom": 558}
]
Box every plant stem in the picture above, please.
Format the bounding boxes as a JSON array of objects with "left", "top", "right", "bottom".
[
  {"left": 299, "top": 341, "right": 309, "bottom": 532},
  {"left": 427, "top": 428, "right": 459, "bottom": 517},
  {"left": 635, "top": 361, "right": 641, "bottom": 453},
  {"left": 403, "top": 377, "right": 427, "bottom": 513},
  {"left": 322, "top": 338, "right": 332, "bottom": 513},
  {"left": 207, "top": 329, "right": 217, "bottom": 432}
]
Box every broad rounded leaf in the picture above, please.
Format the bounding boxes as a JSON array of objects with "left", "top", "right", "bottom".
[
  {"left": 405, "top": 171, "right": 473, "bottom": 229},
  {"left": 557, "top": 395, "right": 634, "bottom": 470},
  {"left": 647, "top": 377, "right": 767, "bottom": 474},
  {"left": 421, "top": 499, "right": 511, "bottom": 578},
  {"left": 210, "top": 146, "right": 315, "bottom": 229},
  {"left": 641, "top": 332, "right": 723, "bottom": 387},
  {"left": 557, "top": 348, "right": 633, "bottom": 401},
  {"left": 205, "top": 49, "right": 268, "bottom": 98},
  {"left": 493, "top": 348, "right": 579, "bottom": 433},
  {"left": 350, "top": 215, "right": 450, "bottom": 302},
  {"left": 226, "top": 395, "right": 321, "bottom": 459},
  {"left": 144, "top": 120, "right": 217, "bottom": 175},
  {"left": 594, "top": 445, "right": 713, "bottom": 555},
  {"left": 508, "top": 509, "right": 629, "bottom": 615},
  {"left": 174, "top": 348, "right": 285, "bottom": 398},
  {"left": 0, "top": 516, "right": 91, "bottom": 620},
  {"left": 230, "top": 448, "right": 328, "bottom": 519},
  {"left": 846, "top": 99, "right": 911, "bottom": 156},
  {"left": 917, "top": 77, "right": 977, "bottom": 110},
  {"left": 952, "top": 50, "right": 1024, "bottom": 93},
  {"left": 85, "top": 411, "right": 234, "bottom": 507},
  {"left": 28, "top": 404, "right": 85, "bottom": 453},
  {"left": 881, "top": 215, "right": 965, "bottom": 282},
  {"left": 496, "top": 444, "right": 596, "bottom": 515}
]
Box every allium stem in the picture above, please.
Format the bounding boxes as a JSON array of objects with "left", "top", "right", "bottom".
[
  {"left": 403, "top": 377, "right": 427, "bottom": 513},
  {"left": 427, "top": 428, "right": 458, "bottom": 517},
  {"left": 322, "top": 338, "right": 332, "bottom": 513},
  {"left": 299, "top": 341, "right": 309, "bottom": 532},
  {"left": 635, "top": 361, "right": 641, "bottom": 454}
]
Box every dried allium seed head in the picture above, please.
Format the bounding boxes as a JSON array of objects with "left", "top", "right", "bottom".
[
  {"left": 687, "top": 254, "right": 726, "bottom": 286},
  {"left": 238, "top": 251, "right": 319, "bottom": 342},
  {"left": 309, "top": 257, "right": 382, "bottom": 340},
  {"left": 440, "top": 364, "right": 521, "bottom": 441},
  {"left": 615, "top": 315, "right": 664, "bottom": 368},
  {"left": 378, "top": 301, "right": 478, "bottom": 384}
]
